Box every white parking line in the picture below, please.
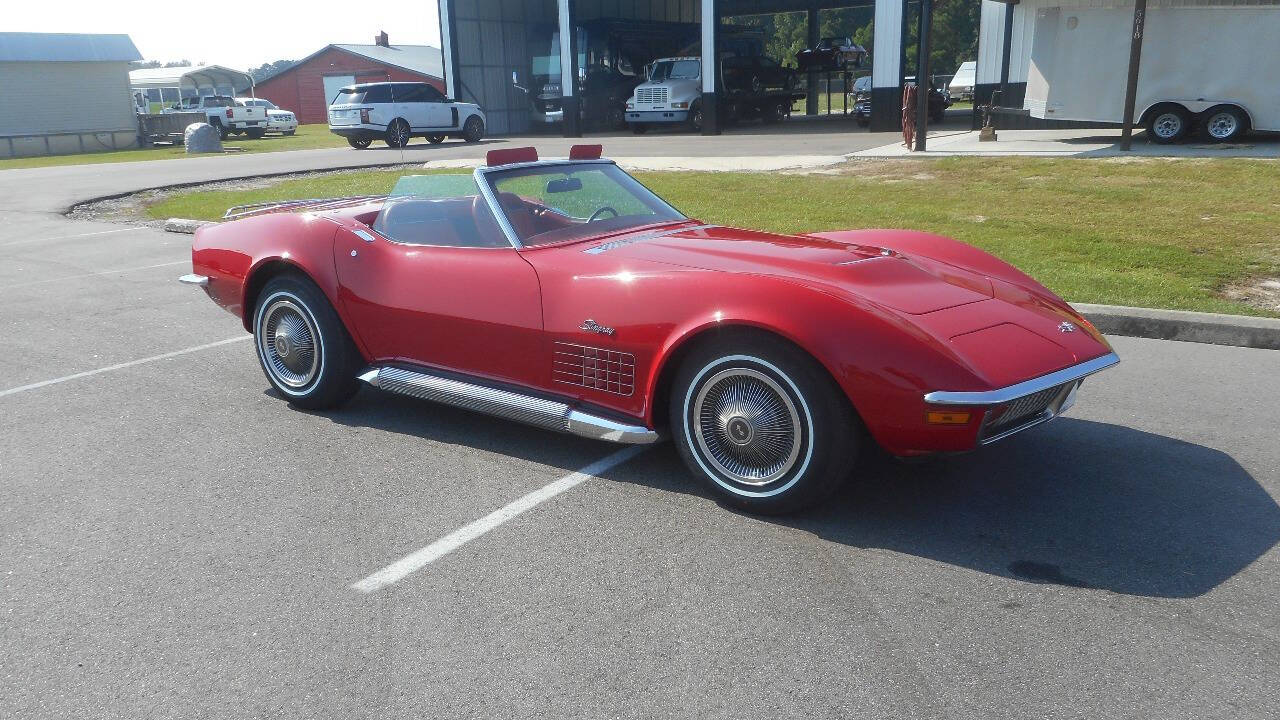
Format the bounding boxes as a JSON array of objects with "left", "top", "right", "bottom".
[
  {"left": 0, "top": 227, "right": 135, "bottom": 248},
  {"left": 0, "top": 260, "right": 188, "bottom": 290},
  {"left": 0, "top": 335, "right": 251, "bottom": 398},
  {"left": 350, "top": 444, "right": 649, "bottom": 593}
]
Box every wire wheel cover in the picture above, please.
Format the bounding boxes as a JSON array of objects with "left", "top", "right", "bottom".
[
  {"left": 693, "top": 368, "right": 803, "bottom": 485},
  {"left": 260, "top": 298, "right": 318, "bottom": 388}
]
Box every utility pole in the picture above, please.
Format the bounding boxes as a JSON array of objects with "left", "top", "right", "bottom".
[{"left": 1120, "top": 0, "right": 1148, "bottom": 151}]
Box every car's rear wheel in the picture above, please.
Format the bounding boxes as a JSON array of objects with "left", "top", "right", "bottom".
[
  {"left": 385, "top": 119, "right": 411, "bottom": 148},
  {"left": 463, "top": 115, "right": 485, "bottom": 143},
  {"left": 669, "top": 334, "right": 859, "bottom": 514},
  {"left": 283, "top": 130, "right": 296, "bottom": 136},
  {"left": 253, "top": 275, "right": 362, "bottom": 410},
  {"left": 347, "top": 136, "right": 372, "bottom": 149},
  {"left": 209, "top": 119, "right": 229, "bottom": 140},
  {"left": 427, "top": 134, "right": 446, "bottom": 144}
]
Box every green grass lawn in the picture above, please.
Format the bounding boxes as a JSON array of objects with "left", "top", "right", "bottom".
[
  {"left": 146, "top": 157, "right": 1280, "bottom": 316},
  {"left": 0, "top": 124, "right": 350, "bottom": 170}
]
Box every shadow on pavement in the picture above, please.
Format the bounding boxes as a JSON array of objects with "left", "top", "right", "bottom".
[
  {"left": 325, "top": 390, "right": 1279, "bottom": 599},
  {"left": 621, "top": 417, "right": 1278, "bottom": 599}
]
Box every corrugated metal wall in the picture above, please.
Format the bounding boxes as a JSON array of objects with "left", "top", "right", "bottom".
[
  {"left": 447, "top": 0, "right": 702, "bottom": 134},
  {"left": 0, "top": 61, "right": 136, "bottom": 136}
]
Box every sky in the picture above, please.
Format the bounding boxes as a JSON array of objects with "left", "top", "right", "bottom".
[{"left": 8, "top": 0, "right": 442, "bottom": 70}]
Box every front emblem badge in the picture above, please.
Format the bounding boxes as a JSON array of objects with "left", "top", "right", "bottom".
[
  {"left": 579, "top": 319, "right": 616, "bottom": 336},
  {"left": 1058, "top": 321, "right": 1077, "bottom": 333}
]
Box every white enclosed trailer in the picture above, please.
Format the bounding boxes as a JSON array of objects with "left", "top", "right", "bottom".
[{"left": 1016, "top": 0, "right": 1280, "bottom": 142}]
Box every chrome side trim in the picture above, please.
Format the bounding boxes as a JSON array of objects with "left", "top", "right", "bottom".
[
  {"left": 923, "top": 352, "right": 1119, "bottom": 406},
  {"left": 358, "top": 366, "right": 660, "bottom": 445},
  {"left": 178, "top": 274, "right": 209, "bottom": 287}
]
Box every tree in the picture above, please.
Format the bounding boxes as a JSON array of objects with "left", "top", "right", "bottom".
[{"left": 250, "top": 60, "right": 296, "bottom": 83}]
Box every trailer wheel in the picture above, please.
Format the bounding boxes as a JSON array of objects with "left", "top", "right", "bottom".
[
  {"left": 1202, "top": 105, "right": 1248, "bottom": 143},
  {"left": 1146, "top": 105, "right": 1190, "bottom": 144}
]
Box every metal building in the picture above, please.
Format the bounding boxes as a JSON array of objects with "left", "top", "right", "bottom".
[
  {"left": 0, "top": 32, "right": 143, "bottom": 158},
  {"left": 435, "top": 0, "right": 915, "bottom": 136}
]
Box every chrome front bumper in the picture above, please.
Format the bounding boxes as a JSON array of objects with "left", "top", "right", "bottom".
[{"left": 924, "top": 352, "right": 1120, "bottom": 445}]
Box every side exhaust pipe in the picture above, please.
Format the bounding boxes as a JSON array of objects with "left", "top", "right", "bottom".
[{"left": 358, "top": 366, "right": 660, "bottom": 445}]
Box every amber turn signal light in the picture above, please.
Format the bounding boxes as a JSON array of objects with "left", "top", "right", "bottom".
[{"left": 925, "top": 410, "right": 971, "bottom": 425}]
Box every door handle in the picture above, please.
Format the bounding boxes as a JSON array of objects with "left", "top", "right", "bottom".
[{"left": 352, "top": 229, "right": 375, "bottom": 243}]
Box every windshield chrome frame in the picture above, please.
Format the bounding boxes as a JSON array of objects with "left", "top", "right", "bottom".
[{"left": 471, "top": 159, "right": 686, "bottom": 250}]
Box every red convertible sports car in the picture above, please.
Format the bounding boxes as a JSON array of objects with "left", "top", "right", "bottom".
[{"left": 180, "top": 145, "right": 1117, "bottom": 513}]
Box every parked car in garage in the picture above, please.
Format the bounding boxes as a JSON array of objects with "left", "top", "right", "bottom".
[
  {"left": 167, "top": 95, "right": 268, "bottom": 139},
  {"left": 237, "top": 98, "right": 299, "bottom": 135},
  {"left": 179, "top": 144, "right": 1118, "bottom": 514},
  {"left": 852, "top": 77, "right": 950, "bottom": 127},
  {"left": 795, "top": 37, "right": 867, "bottom": 72},
  {"left": 327, "top": 81, "right": 486, "bottom": 149},
  {"left": 722, "top": 55, "right": 799, "bottom": 94},
  {"left": 949, "top": 61, "right": 976, "bottom": 101}
]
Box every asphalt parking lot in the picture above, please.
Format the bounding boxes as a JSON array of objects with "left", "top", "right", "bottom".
[{"left": 2, "top": 143, "right": 1278, "bottom": 719}]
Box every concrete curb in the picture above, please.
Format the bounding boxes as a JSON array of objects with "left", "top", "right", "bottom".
[
  {"left": 163, "top": 218, "right": 216, "bottom": 234},
  {"left": 1073, "top": 303, "right": 1280, "bottom": 351}
]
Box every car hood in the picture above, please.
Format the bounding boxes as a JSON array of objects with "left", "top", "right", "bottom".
[
  {"left": 582, "top": 223, "right": 994, "bottom": 315},
  {"left": 564, "top": 223, "right": 1111, "bottom": 386}
]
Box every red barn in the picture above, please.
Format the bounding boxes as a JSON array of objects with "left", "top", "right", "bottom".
[{"left": 255, "top": 35, "right": 444, "bottom": 125}]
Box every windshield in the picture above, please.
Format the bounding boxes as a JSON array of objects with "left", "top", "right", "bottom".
[
  {"left": 481, "top": 163, "right": 686, "bottom": 247},
  {"left": 650, "top": 60, "right": 699, "bottom": 83}
]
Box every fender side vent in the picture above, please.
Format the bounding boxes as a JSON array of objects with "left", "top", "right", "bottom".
[{"left": 553, "top": 342, "right": 635, "bottom": 396}]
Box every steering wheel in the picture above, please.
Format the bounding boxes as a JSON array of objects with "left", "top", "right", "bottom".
[{"left": 588, "top": 206, "right": 619, "bottom": 223}]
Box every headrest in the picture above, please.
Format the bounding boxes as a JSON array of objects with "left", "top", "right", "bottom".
[
  {"left": 569, "top": 144, "right": 603, "bottom": 160},
  {"left": 485, "top": 147, "right": 538, "bottom": 166}
]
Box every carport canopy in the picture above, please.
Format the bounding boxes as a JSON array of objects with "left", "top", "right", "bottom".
[{"left": 128, "top": 65, "right": 255, "bottom": 97}]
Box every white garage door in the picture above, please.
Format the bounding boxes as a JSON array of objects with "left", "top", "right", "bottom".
[{"left": 322, "top": 75, "right": 356, "bottom": 106}]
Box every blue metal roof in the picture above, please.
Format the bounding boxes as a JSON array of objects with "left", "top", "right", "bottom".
[{"left": 0, "top": 32, "right": 142, "bottom": 63}]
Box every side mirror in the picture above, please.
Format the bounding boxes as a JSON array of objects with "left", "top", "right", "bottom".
[{"left": 546, "top": 177, "right": 583, "bottom": 194}]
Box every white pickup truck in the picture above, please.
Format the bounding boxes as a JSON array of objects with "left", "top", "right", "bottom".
[{"left": 166, "top": 95, "right": 269, "bottom": 139}]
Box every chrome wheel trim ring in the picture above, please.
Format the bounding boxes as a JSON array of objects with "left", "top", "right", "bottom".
[
  {"left": 1206, "top": 111, "right": 1238, "bottom": 140},
  {"left": 683, "top": 355, "right": 815, "bottom": 498},
  {"left": 255, "top": 291, "right": 324, "bottom": 396},
  {"left": 1153, "top": 112, "right": 1183, "bottom": 139}
]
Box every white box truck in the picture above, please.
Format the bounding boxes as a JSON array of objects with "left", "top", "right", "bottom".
[{"left": 1022, "top": 2, "right": 1279, "bottom": 143}]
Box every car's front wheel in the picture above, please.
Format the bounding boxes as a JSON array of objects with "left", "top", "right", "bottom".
[
  {"left": 669, "top": 334, "right": 859, "bottom": 514},
  {"left": 253, "top": 274, "right": 362, "bottom": 410}
]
